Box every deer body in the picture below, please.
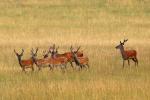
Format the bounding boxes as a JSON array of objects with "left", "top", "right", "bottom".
[
  {"left": 33, "top": 58, "right": 50, "bottom": 67},
  {"left": 32, "top": 48, "right": 67, "bottom": 71},
  {"left": 54, "top": 52, "right": 83, "bottom": 66},
  {"left": 50, "top": 57, "right": 68, "bottom": 69},
  {"left": 19, "top": 60, "right": 33, "bottom": 68},
  {"left": 116, "top": 39, "right": 138, "bottom": 68},
  {"left": 48, "top": 44, "right": 83, "bottom": 69},
  {"left": 14, "top": 49, "right": 34, "bottom": 72},
  {"left": 70, "top": 46, "right": 89, "bottom": 70}
]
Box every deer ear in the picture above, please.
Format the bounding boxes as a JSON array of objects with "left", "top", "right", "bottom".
[
  {"left": 76, "top": 46, "right": 81, "bottom": 53},
  {"left": 36, "top": 48, "right": 38, "bottom": 54},
  {"left": 14, "top": 49, "right": 17, "bottom": 54},
  {"left": 120, "top": 41, "right": 122, "bottom": 44},
  {"left": 20, "top": 49, "right": 24, "bottom": 55},
  {"left": 43, "top": 50, "right": 46, "bottom": 54},
  {"left": 36, "top": 48, "right": 38, "bottom": 51},
  {"left": 70, "top": 45, "right": 73, "bottom": 50},
  {"left": 22, "top": 49, "right": 24, "bottom": 52},
  {"left": 53, "top": 44, "right": 55, "bottom": 49}
]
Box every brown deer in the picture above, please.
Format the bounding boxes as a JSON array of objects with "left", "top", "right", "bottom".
[
  {"left": 115, "top": 39, "right": 138, "bottom": 68},
  {"left": 32, "top": 48, "right": 68, "bottom": 72},
  {"left": 48, "top": 44, "right": 84, "bottom": 69},
  {"left": 14, "top": 49, "right": 34, "bottom": 72},
  {"left": 43, "top": 50, "right": 50, "bottom": 58},
  {"left": 70, "top": 46, "right": 89, "bottom": 70},
  {"left": 31, "top": 48, "right": 53, "bottom": 70}
]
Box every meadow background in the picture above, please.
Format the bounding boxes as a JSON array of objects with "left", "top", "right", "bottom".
[{"left": 0, "top": 0, "right": 150, "bottom": 99}]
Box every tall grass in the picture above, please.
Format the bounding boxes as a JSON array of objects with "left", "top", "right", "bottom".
[{"left": 0, "top": 0, "right": 150, "bottom": 100}]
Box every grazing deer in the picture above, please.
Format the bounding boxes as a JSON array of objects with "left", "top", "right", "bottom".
[
  {"left": 115, "top": 39, "right": 138, "bottom": 68},
  {"left": 70, "top": 46, "right": 89, "bottom": 70},
  {"left": 49, "top": 44, "right": 84, "bottom": 69},
  {"left": 14, "top": 49, "right": 34, "bottom": 72}
]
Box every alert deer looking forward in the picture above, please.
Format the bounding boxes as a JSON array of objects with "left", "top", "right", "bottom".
[
  {"left": 70, "top": 46, "right": 89, "bottom": 70},
  {"left": 47, "top": 44, "right": 84, "bottom": 69},
  {"left": 115, "top": 39, "right": 138, "bottom": 68},
  {"left": 32, "top": 48, "right": 68, "bottom": 72},
  {"left": 31, "top": 48, "right": 53, "bottom": 70},
  {"left": 14, "top": 49, "right": 34, "bottom": 72}
]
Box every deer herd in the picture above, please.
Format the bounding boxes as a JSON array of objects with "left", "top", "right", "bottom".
[
  {"left": 14, "top": 44, "right": 89, "bottom": 72},
  {"left": 14, "top": 39, "right": 138, "bottom": 72}
]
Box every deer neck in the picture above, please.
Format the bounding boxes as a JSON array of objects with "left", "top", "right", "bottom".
[
  {"left": 44, "top": 54, "right": 48, "bottom": 58},
  {"left": 73, "top": 53, "right": 80, "bottom": 66},
  {"left": 17, "top": 56, "right": 22, "bottom": 67},
  {"left": 31, "top": 56, "right": 37, "bottom": 65},
  {"left": 119, "top": 46, "right": 127, "bottom": 60}
]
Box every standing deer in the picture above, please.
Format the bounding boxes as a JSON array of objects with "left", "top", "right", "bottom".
[
  {"left": 14, "top": 49, "right": 34, "bottom": 72},
  {"left": 43, "top": 50, "right": 50, "bottom": 58},
  {"left": 70, "top": 46, "right": 89, "bottom": 70},
  {"left": 31, "top": 48, "right": 53, "bottom": 71},
  {"left": 32, "top": 48, "right": 68, "bottom": 72},
  {"left": 115, "top": 39, "right": 138, "bottom": 68},
  {"left": 48, "top": 44, "right": 84, "bottom": 69}
]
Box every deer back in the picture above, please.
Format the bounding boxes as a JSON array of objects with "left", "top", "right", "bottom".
[
  {"left": 20, "top": 59, "right": 33, "bottom": 66},
  {"left": 77, "top": 56, "right": 89, "bottom": 64},
  {"left": 125, "top": 50, "right": 137, "bottom": 58}
]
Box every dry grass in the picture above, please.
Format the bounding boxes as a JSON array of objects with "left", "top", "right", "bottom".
[{"left": 0, "top": 0, "right": 150, "bottom": 100}]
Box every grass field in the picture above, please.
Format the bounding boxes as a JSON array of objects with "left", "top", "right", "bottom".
[{"left": 0, "top": 0, "right": 150, "bottom": 100}]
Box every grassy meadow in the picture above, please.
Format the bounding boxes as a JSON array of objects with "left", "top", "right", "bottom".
[{"left": 0, "top": 0, "right": 150, "bottom": 99}]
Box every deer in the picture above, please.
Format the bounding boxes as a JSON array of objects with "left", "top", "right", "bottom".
[
  {"left": 48, "top": 44, "right": 84, "bottom": 69},
  {"left": 14, "top": 49, "right": 34, "bottom": 72},
  {"left": 43, "top": 50, "right": 49, "bottom": 58},
  {"left": 31, "top": 48, "right": 53, "bottom": 71},
  {"left": 115, "top": 39, "right": 138, "bottom": 68},
  {"left": 31, "top": 48, "right": 68, "bottom": 72},
  {"left": 70, "top": 46, "right": 89, "bottom": 70}
]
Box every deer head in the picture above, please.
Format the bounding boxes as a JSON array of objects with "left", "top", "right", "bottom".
[
  {"left": 43, "top": 50, "right": 50, "bottom": 58},
  {"left": 14, "top": 49, "right": 24, "bottom": 60},
  {"left": 31, "top": 48, "right": 39, "bottom": 59},
  {"left": 49, "top": 44, "right": 59, "bottom": 58},
  {"left": 74, "top": 46, "right": 81, "bottom": 53},
  {"left": 116, "top": 39, "right": 128, "bottom": 49},
  {"left": 55, "top": 46, "right": 59, "bottom": 54},
  {"left": 49, "top": 44, "right": 55, "bottom": 54},
  {"left": 70, "top": 46, "right": 81, "bottom": 53},
  {"left": 70, "top": 46, "right": 81, "bottom": 66}
]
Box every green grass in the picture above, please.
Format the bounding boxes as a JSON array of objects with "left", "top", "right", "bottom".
[{"left": 0, "top": 0, "right": 150, "bottom": 100}]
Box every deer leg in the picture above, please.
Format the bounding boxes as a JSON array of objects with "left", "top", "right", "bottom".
[
  {"left": 38, "top": 66, "right": 41, "bottom": 71},
  {"left": 22, "top": 67, "right": 26, "bottom": 73},
  {"left": 135, "top": 57, "right": 138, "bottom": 66},
  {"left": 62, "top": 63, "right": 67, "bottom": 70},
  {"left": 22, "top": 66, "right": 25, "bottom": 72},
  {"left": 128, "top": 60, "right": 130, "bottom": 66},
  {"left": 83, "top": 64, "right": 88, "bottom": 70},
  {"left": 123, "top": 60, "right": 125, "bottom": 68},
  {"left": 82, "top": 65, "right": 86, "bottom": 69},
  {"left": 86, "top": 63, "right": 90, "bottom": 69},
  {"left": 32, "top": 66, "right": 34, "bottom": 71},
  {"left": 77, "top": 65, "right": 81, "bottom": 71},
  {"left": 70, "top": 61, "right": 74, "bottom": 69},
  {"left": 61, "top": 65, "right": 65, "bottom": 73},
  {"left": 49, "top": 65, "right": 53, "bottom": 71},
  {"left": 80, "top": 64, "right": 83, "bottom": 70},
  {"left": 134, "top": 58, "right": 137, "bottom": 66},
  {"left": 132, "top": 58, "right": 136, "bottom": 66}
]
